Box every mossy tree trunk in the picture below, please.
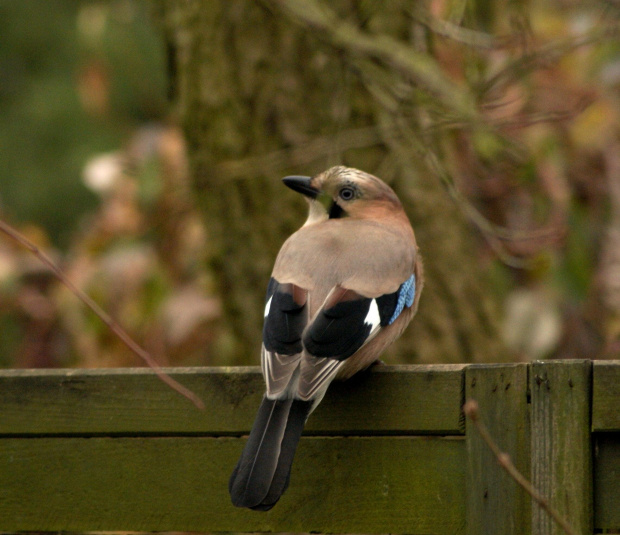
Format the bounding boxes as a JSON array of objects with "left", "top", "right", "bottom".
[{"left": 159, "top": 0, "right": 508, "bottom": 365}]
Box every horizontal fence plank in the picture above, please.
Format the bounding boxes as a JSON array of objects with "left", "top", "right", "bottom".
[
  {"left": 1, "top": 361, "right": 619, "bottom": 534},
  {"left": 592, "top": 361, "right": 620, "bottom": 431},
  {"left": 0, "top": 435, "right": 465, "bottom": 534},
  {"left": 0, "top": 364, "right": 465, "bottom": 436},
  {"left": 594, "top": 433, "right": 620, "bottom": 530}
]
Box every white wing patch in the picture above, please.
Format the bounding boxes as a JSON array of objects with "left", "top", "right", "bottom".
[
  {"left": 364, "top": 299, "right": 380, "bottom": 329},
  {"left": 264, "top": 295, "right": 273, "bottom": 318}
]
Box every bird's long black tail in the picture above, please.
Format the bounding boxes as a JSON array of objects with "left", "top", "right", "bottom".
[{"left": 229, "top": 396, "right": 312, "bottom": 511}]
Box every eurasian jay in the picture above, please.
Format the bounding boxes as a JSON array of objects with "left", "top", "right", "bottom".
[{"left": 229, "top": 165, "right": 423, "bottom": 511}]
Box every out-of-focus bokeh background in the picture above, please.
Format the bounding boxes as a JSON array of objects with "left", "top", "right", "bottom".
[
  {"left": 1, "top": 0, "right": 619, "bottom": 370},
  {"left": 0, "top": 0, "right": 217, "bottom": 368}
]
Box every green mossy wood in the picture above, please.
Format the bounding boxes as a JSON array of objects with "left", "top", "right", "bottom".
[
  {"left": 466, "top": 364, "right": 531, "bottom": 534},
  {"left": 530, "top": 360, "right": 593, "bottom": 535},
  {"left": 0, "top": 361, "right": 618, "bottom": 533}
]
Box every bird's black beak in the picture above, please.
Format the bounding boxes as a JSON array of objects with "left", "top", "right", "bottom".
[{"left": 282, "top": 175, "right": 320, "bottom": 200}]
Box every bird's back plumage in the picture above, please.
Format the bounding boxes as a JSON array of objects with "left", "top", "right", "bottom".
[{"left": 229, "top": 166, "right": 423, "bottom": 510}]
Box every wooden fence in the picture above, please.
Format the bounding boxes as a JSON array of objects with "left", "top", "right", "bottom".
[{"left": 0, "top": 360, "right": 618, "bottom": 534}]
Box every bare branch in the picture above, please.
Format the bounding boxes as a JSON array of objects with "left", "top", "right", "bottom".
[
  {"left": 464, "top": 400, "right": 577, "bottom": 535},
  {"left": 479, "top": 25, "right": 617, "bottom": 97},
  {"left": 215, "top": 127, "right": 381, "bottom": 180},
  {"left": 406, "top": 6, "right": 499, "bottom": 50},
  {"left": 265, "top": 0, "right": 478, "bottom": 121},
  {"left": 0, "top": 219, "right": 205, "bottom": 410}
]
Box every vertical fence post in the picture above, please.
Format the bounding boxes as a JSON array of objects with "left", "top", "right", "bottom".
[
  {"left": 466, "top": 364, "right": 530, "bottom": 535},
  {"left": 530, "top": 360, "right": 593, "bottom": 535}
]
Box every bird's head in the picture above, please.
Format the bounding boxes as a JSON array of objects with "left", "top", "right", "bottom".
[{"left": 283, "top": 166, "right": 402, "bottom": 223}]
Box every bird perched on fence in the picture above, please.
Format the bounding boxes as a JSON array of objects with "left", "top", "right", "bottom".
[{"left": 229, "top": 165, "right": 423, "bottom": 511}]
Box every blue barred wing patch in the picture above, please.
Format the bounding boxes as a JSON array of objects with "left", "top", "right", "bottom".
[{"left": 387, "top": 274, "right": 416, "bottom": 325}]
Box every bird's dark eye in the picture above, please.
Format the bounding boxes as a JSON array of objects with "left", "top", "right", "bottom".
[{"left": 339, "top": 187, "right": 355, "bottom": 201}]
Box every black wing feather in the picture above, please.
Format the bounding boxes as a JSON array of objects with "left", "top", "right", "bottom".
[
  {"left": 303, "top": 297, "right": 373, "bottom": 360},
  {"left": 263, "top": 278, "right": 307, "bottom": 355},
  {"left": 376, "top": 289, "right": 399, "bottom": 326},
  {"left": 303, "top": 283, "right": 405, "bottom": 360}
]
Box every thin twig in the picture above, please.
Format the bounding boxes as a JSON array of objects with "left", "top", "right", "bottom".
[
  {"left": 214, "top": 127, "right": 381, "bottom": 180},
  {"left": 406, "top": 6, "right": 499, "bottom": 50},
  {"left": 463, "top": 400, "right": 577, "bottom": 535},
  {"left": 371, "top": 106, "right": 556, "bottom": 268},
  {"left": 265, "top": 0, "right": 478, "bottom": 122},
  {"left": 479, "top": 25, "right": 617, "bottom": 96},
  {"left": 0, "top": 219, "right": 205, "bottom": 410}
]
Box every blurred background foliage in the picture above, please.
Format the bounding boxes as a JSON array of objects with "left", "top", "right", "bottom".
[
  {"left": 0, "top": 0, "right": 218, "bottom": 367},
  {"left": 0, "top": 0, "right": 167, "bottom": 245},
  {"left": 0, "top": 0, "right": 619, "bottom": 369}
]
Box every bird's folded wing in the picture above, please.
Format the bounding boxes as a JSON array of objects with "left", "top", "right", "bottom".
[
  {"left": 303, "top": 275, "right": 416, "bottom": 360},
  {"left": 298, "top": 274, "right": 416, "bottom": 400},
  {"left": 261, "top": 278, "right": 307, "bottom": 397}
]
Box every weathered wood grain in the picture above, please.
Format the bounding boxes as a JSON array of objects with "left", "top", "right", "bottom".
[
  {"left": 594, "top": 433, "right": 620, "bottom": 529},
  {"left": 0, "top": 362, "right": 618, "bottom": 533},
  {"left": 530, "top": 360, "right": 593, "bottom": 535},
  {"left": 0, "top": 435, "right": 465, "bottom": 534},
  {"left": 592, "top": 360, "right": 620, "bottom": 431},
  {"left": 465, "top": 363, "right": 530, "bottom": 535},
  {"left": 0, "top": 365, "right": 465, "bottom": 436}
]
